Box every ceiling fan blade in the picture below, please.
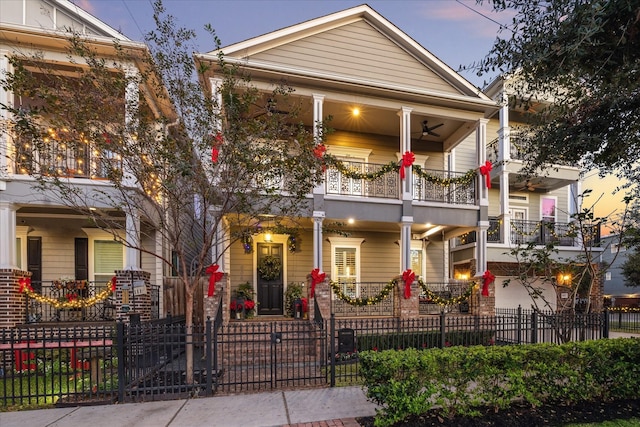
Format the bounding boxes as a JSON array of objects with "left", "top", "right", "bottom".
[
  {"left": 428, "top": 131, "right": 440, "bottom": 137},
  {"left": 429, "top": 123, "right": 444, "bottom": 131}
]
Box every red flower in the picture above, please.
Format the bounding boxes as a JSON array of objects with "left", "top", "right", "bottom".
[
  {"left": 66, "top": 293, "right": 77, "bottom": 301},
  {"left": 244, "top": 300, "right": 255, "bottom": 311}
]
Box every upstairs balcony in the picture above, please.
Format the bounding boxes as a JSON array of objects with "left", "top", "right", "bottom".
[
  {"left": 325, "top": 160, "right": 476, "bottom": 205},
  {"left": 12, "top": 133, "right": 119, "bottom": 179},
  {"left": 456, "top": 217, "right": 601, "bottom": 247},
  {"left": 486, "top": 138, "right": 580, "bottom": 192}
]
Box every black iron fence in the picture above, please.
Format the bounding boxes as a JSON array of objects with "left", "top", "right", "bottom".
[
  {"left": 0, "top": 324, "right": 117, "bottom": 407},
  {"left": 1, "top": 308, "right": 612, "bottom": 406},
  {"left": 606, "top": 308, "right": 640, "bottom": 333}
]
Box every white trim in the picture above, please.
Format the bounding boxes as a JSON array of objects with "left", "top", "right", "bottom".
[
  {"left": 81, "top": 228, "right": 125, "bottom": 282},
  {"left": 15, "top": 225, "right": 29, "bottom": 271},
  {"left": 328, "top": 237, "right": 364, "bottom": 295},
  {"left": 327, "top": 146, "right": 372, "bottom": 161},
  {"left": 509, "top": 192, "right": 529, "bottom": 203}
]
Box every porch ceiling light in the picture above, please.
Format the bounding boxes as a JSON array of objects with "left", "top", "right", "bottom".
[
  {"left": 425, "top": 225, "right": 444, "bottom": 237},
  {"left": 352, "top": 107, "right": 360, "bottom": 116},
  {"left": 347, "top": 218, "right": 355, "bottom": 225},
  {"left": 265, "top": 232, "right": 272, "bottom": 242}
]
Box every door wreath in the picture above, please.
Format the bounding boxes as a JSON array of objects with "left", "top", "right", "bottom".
[{"left": 258, "top": 255, "right": 281, "bottom": 281}]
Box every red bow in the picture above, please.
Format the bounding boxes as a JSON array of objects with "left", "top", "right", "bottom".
[
  {"left": 482, "top": 270, "right": 495, "bottom": 297},
  {"left": 310, "top": 268, "right": 326, "bottom": 298},
  {"left": 399, "top": 151, "right": 415, "bottom": 180},
  {"left": 211, "top": 147, "right": 219, "bottom": 163},
  {"left": 313, "top": 144, "right": 326, "bottom": 159},
  {"left": 479, "top": 161, "right": 492, "bottom": 189},
  {"left": 110, "top": 276, "right": 117, "bottom": 292},
  {"left": 19, "top": 277, "right": 33, "bottom": 293},
  {"left": 402, "top": 269, "right": 415, "bottom": 299},
  {"left": 206, "top": 264, "right": 224, "bottom": 297}
]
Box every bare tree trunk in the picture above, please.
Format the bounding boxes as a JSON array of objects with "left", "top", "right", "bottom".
[{"left": 185, "top": 288, "right": 194, "bottom": 384}]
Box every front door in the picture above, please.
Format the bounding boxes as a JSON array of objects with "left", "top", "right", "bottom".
[
  {"left": 257, "top": 243, "right": 283, "bottom": 316},
  {"left": 27, "top": 237, "right": 42, "bottom": 292}
]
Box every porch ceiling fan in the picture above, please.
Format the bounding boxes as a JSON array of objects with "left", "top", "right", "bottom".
[
  {"left": 252, "top": 98, "right": 290, "bottom": 118},
  {"left": 414, "top": 120, "right": 444, "bottom": 141}
]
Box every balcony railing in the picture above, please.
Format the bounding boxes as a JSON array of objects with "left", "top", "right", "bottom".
[
  {"left": 326, "top": 161, "right": 399, "bottom": 199},
  {"left": 486, "top": 137, "right": 575, "bottom": 166},
  {"left": 325, "top": 160, "right": 476, "bottom": 205},
  {"left": 413, "top": 169, "right": 476, "bottom": 205},
  {"left": 13, "top": 135, "right": 117, "bottom": 179},
  {"left": 455, "top": 218, "right": 601, "bottom": 247}
]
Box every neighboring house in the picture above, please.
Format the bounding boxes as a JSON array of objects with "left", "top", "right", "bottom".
[
  {"left": 0, "top": 0, "right": 166, "bottom": 326},
  {"left": 600, "top": 234, "right": 640, "bottom": 307}
]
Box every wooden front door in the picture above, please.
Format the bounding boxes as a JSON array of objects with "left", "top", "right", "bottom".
[{"left": 257, "top": 243, "right": 284, "bottom": 316}]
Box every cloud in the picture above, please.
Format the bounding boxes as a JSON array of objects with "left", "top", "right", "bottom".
[
  {"left": 74, "top": 0, "right": 96, "bottom": 14},
  {"left": 418, "top": 1, "right": 513, "bottom": 39}
]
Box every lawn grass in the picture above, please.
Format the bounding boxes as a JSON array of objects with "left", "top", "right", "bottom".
[{"left": 566, "top": 418, "right": 640, "bottom": 426}]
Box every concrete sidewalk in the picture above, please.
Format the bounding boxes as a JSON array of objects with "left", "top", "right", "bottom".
[{"left": 0, "top": 386, "right": 378, "bottom": 427}]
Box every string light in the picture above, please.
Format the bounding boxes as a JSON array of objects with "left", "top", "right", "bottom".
[{"left": 20, "top": 280, "right": 116, "bottom": 309}]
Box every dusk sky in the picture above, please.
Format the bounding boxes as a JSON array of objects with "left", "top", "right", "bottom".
[{"left": 73, "top": 0, "right": 626, "bottom": 221}]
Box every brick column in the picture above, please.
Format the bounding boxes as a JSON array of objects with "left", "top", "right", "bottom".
[
  {"left": 113, "top": 270, "right": 152, "bottom": 322},
  {"left": 397, "top": 277, "right": 420, "bottom": 319},
  {"left": 309, "top": 275, "right": 330, "bottom": 322},
  {"left": 0, "top": 269, "right": 29, "bottom": 329},
  {"left": 203, "top": 274, "right": 227, "bottom": 325},
  {"left": 471, "top": 275, "right": 495, "bottom": 316}
]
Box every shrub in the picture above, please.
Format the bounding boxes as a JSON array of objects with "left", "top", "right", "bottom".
[{"left": 360, "top": 338, "right": 640, "bottom": 427}]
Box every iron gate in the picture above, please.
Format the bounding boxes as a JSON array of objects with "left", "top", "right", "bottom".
[{"left": 214, "top": 320, "right": 328, "bottom": 393}]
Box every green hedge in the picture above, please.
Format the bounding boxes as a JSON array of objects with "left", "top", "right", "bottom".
[
  {"left": 360, "top": 338, "right": 640, "bottom": 427},
  {"left": 357, "top": 330, "right": 494, "bottom": 351}
]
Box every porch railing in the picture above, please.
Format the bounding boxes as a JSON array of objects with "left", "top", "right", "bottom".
[
  {"left": 332, "top": 282, "right": 394, "bottom": 317},
  {"left": 25, "top": 281, "right": 160, "bottom": 323},
  {"left": 455, "top": 218, "right": 601, "bottom": 247},
  {"left": 419, "top": 281, "right": 472, "bottom": 315}
]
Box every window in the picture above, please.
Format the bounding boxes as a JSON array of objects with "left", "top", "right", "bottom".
[
  {"left": 329, "top": 237, "right": 364, "bottom": 297},
  {"left": 541, "top": 196, "right": 557, "bottom": 222},
  {"left": 94, "top": 240, "right": 123, "bottom": 285},
  {"left": 410, "top": 241, "right": 425, "bottom": 279},
  {"left": 611, "top": 243, "right": 626, "bottom": 253},
  {"left": 605, "top": 272, "right": 612, "bottom": 281}
]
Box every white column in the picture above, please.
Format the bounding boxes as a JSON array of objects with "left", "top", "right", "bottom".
[
  {"left": 476, "top": 118, "right": 489, "bottom": 205},
  {"left": 400, "top": 217, "right": 412, "bottom": 271},
  {"left": 497, "top": 91, "right": 511, "bottom": 162},
  {"left": 0, "top": 202, "right": 17, "bottom": 269},
  {"left": 0, "top": 52, "right": 9, "bottom": 189},
  {"left": 477, "top": 221, "right": 488, "bottom": 275},
  {"left": 313, "top": 94, "right": 325, "bottom": 196},
  {"left": 312, "top": 212, "right": 325, "bottom": 269},
  {"left": 123, "top": 66, "right": 139, "bottom": 188},
  {"left": 500, "top": 171, "right": 511, "bottom": 244},
  {"left": 399, "top": 107, "right": 413, "bottom": 199},
  {"left": 125, "top": 208, "right": 141, "bottom": 270}
]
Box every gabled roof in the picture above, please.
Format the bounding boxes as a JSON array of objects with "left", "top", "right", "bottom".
[
  {"left": 204, "top": 4, "right": 491, "bottom": 104},
  {"left": 0, "top": 0, "right": 130, "bottom": 41}
]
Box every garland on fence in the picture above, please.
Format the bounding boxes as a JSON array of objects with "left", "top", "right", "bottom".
[
  {"left": 325, "top": 154, "right": 478, "bottom": 187},
  {"left": 417, "top": 279, "right": 476, "bottom": 306},
  {"left": 328, "top": 275, "right": 477, "bottom": 307},
  {"left": 329, "top": 279, "right": 396, "bottom": 306},
  {"left": 18, "top": 277, "right": 116, "bottom": 309}
]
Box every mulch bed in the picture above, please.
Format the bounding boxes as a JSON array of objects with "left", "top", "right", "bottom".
[{"left": 357, "top": 398, "right": 640, "bottom": 426}]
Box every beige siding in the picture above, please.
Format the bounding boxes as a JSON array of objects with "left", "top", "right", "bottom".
[
  {"left": 453, "top": 134, "right": 477, "bottom": 172},
  {"left": 359, "top": 232, "right": 400, "bottom": 282},
  {"left": 250, "top": 20, "right": 462, "bottom": 95},
  {"left": 425, "top": 241, "right": 445, "bottom": 281}
]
